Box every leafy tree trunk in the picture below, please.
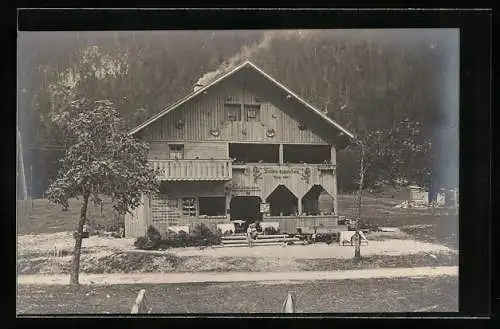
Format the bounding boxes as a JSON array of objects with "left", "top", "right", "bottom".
[
  {"left": 354, "top": 141, "right": 365, "bottom": 260},
  {"left": 70, "top": 191, "right": 89, "bottom": 285}
]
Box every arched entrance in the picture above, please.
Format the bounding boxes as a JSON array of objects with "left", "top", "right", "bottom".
[
  {"left": 266, "top": 185, "right": 298, "bottom": 216},
  {"left": 302, "top": 185, "right": 334, "bottom": 215},
  {"left": 230, "top": 196, "right": 262, "bottom": 223}
]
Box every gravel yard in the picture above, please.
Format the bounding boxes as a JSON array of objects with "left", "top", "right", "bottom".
[
  {"left": 171, "top": 238, "right": 454, "bottom": 259},
  {"left": 17, "top": 231, "right": 457, "bottom": 275},
  {"left": 17, "top": 231, "right": 455, "bottom": 260}
]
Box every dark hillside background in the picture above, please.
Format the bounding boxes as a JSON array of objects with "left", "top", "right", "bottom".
[{"left": 17, "top": 29, "right": 459, "bottom": 197}]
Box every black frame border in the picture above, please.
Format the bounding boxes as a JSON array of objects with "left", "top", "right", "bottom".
[{"left": 12, "top": 7, "right": 493, "bottom": 327}]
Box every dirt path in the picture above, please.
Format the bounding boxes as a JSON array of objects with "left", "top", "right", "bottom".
[{"left": 17, "top": 266, "right": 457, "bottom": 285}]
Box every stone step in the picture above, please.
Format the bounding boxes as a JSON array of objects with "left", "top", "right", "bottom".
[
  {"left": 221, "top": 234, "right": 289, "bottom": 241},
  {"left": 222, "top": 237, "right": 300, "bottom": 244},
  {"left": 218, "top": 241, "right": 304, "bottom": 248}
]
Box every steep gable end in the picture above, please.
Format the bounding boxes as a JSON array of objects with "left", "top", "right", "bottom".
[{"left": 129, "top": 61, "right": 355, "bottom": 146}]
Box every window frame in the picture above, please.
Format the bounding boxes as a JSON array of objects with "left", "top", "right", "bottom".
[
  {"left": 169, "top": 144, "right": 184, "bottom": 160},
  {"left": 244, "top": 104, "right": 261, "bottom": 122},
  {"left": 182, "top": 197, "right": 197, "bottom": 217},
  {"left": 225, "top": 103, "right": 242, "bottom": 122}
]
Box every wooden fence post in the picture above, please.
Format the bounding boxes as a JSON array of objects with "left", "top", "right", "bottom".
[
  {"left": 131, "top": 289, "right": 151, "bottom": 314},
  {"left": 282, "top": 291, "right": 296, "bottom": 313}
]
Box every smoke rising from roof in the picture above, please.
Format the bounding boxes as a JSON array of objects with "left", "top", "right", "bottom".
[
  {"left": 194, "top": 30, "right": 314, "bottom": 89},
  {"left": 194, "top": 31, "right": 276, "bottom": 88}
]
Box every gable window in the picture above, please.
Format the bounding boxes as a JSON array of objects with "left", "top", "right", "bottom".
[
  {"left": 244, "top": 104, "right": 261, "bottom": 122},
  {"left": 225, "top": 103, "right": 242, "bottom": 121},
  {"left": 182, "top": 197, "right": 197, "bottom": 217},
  {"left": 169, "top": 144, "right": 184, "bottom": 160}
]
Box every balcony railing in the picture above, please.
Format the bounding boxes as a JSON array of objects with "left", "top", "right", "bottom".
[
  {"left": 232, "top": 162, "right": 336, "bottom": 170},
  {"left": 150, "top": 159, "right": 232, "bottom": 181}
]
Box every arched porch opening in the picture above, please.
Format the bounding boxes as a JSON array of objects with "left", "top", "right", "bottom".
[
  {"left": 230, "top": 196, "right": 262, "bottom": 223},
  {"left": 265, "top": 185, "right": 298, "bottom": 216},
  {"left": 302, "top": 185, "right": 334, "bottom": 215}
]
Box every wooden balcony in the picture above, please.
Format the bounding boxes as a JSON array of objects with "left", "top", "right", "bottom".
[
  {"left": 150, "top": 159, "right": 232, "bottom": 181},
  {"left": 232, "top": 162, "right": 335, "bottom": 170}
]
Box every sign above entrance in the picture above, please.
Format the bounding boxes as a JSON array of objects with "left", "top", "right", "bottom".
[{"left": 250, "top": 166, "right": 307, "bottom": 181}]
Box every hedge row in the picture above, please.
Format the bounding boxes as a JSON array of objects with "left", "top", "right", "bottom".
[{"left": 134, "top": 224, "right": 222, "bottom": 250}]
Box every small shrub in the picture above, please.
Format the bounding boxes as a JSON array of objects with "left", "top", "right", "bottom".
[
  {"left": 192, "top": 223, "right": 212, "bottom": 237},
  {"left": 314, "top": 233, "right": 338, "bottom": 244},
  {"left": 134, "top": 236, "right": 156, "bottom": 250},
  {"left": 147, "top": 225, "right": 162, "bottom": 243},
  {"left": 135, "top": 224, "right": 222, "bottom": 250},
  {"left": 263, "top": 227, "right": 280, "bottom": 235},
  {"left": 134, "top": 236, "right": 148, "bottom": 249}
]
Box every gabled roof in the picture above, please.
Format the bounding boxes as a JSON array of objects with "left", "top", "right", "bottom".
[{"left": 128, "top": 60, "right": 355, "bottom": 139}]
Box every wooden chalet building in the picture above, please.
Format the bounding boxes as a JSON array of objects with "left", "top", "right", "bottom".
[{"left": 125, "top": 61, "right": 355, "bottom": 238}]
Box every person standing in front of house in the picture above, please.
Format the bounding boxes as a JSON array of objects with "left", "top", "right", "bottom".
[{"left": 247, "top": 222, "right": 258, "bottom": 247}]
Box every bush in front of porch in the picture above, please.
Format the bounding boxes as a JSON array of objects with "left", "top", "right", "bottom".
[{"left": 134, "top": 224, "right": 222, "bottom": 250}]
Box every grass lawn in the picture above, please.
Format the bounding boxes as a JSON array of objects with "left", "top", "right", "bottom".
[
  {"left": 293, "top": 252, "right": 457, "bottom": 272},
  {"left": 17, "top": 197, "right": 122, "bottom": 235},
  {"left": 338, "top": 194, "right": 458, "bottom": 249},
  {"left": 17, "top": 276, "right": 458, "bottom": 314}
]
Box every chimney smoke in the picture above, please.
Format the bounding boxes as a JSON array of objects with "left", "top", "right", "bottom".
[
  {"left": 193, "top": 83, "right": 204, "bottom": 92},
  {"left": 193, "top": 30, "right": 315, "bottom": 92},
  {"left": 194, "top": 31, "right": 278, "bottom": 88}
]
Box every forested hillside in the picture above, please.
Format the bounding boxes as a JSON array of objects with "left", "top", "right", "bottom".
[{"left": 17, "top": 29, "right": 459, "bottom": 197}]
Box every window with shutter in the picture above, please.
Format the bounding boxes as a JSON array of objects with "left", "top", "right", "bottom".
[{"left": 225, "top": 104, "right": 242, "bottom": 121}]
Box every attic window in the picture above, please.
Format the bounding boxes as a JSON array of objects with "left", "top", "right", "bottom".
[
  {"left": 225, "top": 103, "right": 242, "bottom": 121},
  {"left": 245, "top": 104, "right": 260, "bottom": 122}
]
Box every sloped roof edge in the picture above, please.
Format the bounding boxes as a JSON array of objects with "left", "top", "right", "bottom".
[{"left": 128, "top": 60, "right": 355, "bottom": 139}]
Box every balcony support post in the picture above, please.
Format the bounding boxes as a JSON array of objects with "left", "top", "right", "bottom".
[{"left": 331, "top": 145, "right": 338, "bottom": 216}]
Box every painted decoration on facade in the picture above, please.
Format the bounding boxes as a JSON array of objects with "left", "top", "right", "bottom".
[
  {"left": 250, "top": 166, "right": 309, "bottom": 181},
  {"left": 301, "top": 168, "right": 311, "bottom": 184}
]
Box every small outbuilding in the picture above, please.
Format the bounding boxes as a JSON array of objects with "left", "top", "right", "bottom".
[{"left": 408, "top": 185, "right": 429, "bottom": 206}]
